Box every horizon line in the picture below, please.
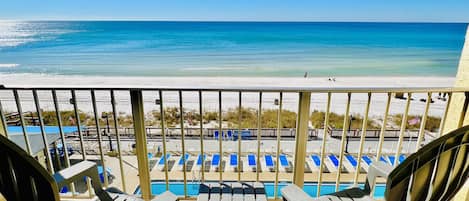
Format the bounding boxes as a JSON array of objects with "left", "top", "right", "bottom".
[{"left": 0, "top": 18, "right": 468, "bottom": 24}]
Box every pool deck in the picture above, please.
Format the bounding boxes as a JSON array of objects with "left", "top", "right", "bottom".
[{"left": 71, "top": 154, "right": 386, "bottom": 195}]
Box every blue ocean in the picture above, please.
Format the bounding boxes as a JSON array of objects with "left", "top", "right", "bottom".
[{"left": 0, "top": 21, "right": 466, "bottom": 76}]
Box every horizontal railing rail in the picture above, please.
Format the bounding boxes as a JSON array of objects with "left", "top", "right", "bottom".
[
  {"left": 0, "top": 85, "right": 469, "bottom": 93},
  {"left": 2, "top": 84, "right": 468, "bottom": 93}
]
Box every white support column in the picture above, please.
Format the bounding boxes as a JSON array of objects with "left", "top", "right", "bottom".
[
  {"left": 444, "top": 25, "right": 469, "bottom": 132},
  {"left": 442, "top": 25, "right": 469, "bottom": 201}
]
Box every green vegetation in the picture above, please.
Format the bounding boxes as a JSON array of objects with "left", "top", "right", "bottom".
[
  {"left": 224, "top": 107, "right": 258, "bottom": 128},
  {"left": 223, "top": 107, "right": 297, "bottom": 128},
  {"left": 25, "top": 110, "right": 133, "bottom": 127},
  {"left": 21, "top": 107, "right": 439, "bottom": 132},
  {"left": 309, "top": 110, "right": 379, "bottom": 129},
  {"left": 264, "top": 109, "right": 297, "bottom": 128},
  {"left": 203, "top": 111, "right": 218, "bottom": 122},
  {"left": 149, "top": 107, "right": 295, "bottom": 128},
  {"left": 29, "top": 110, "right": 92, "bottom": 126},
  {"left": 150, "top": 107, "right": 202, "bottom": 127}
]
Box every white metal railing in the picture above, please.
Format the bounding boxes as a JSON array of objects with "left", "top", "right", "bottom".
[{"left": 0, "top": 85, "right": 468, "bottom": 201}]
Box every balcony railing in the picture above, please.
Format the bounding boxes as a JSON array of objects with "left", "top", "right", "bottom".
[{"left": 0, "top": 85, "right": 467, "bottom": 200}]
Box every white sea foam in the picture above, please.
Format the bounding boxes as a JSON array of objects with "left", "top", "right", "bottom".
[
  {"left": 0, "top": 21, "right": 36, "bottom": 47},
  {"left": 0, "top": 63, "right": 19, "bottom": 68},
  {"left": 181, "top": 67, "right": 247, "bottom": 71},
  {"left": 0, "top": 21, "right": 77, "bottom": 48}
]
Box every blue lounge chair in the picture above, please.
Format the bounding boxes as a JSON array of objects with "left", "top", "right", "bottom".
[
  {"left": 178, "top": 153, "right": 190, "bottom": 166},
  {"left": 362, "top": 155, "right": 372, "bottom": 165},
  {"left": 328, "top": 155, "right": 339, "bottom": 167},
  {"left": 230, "top": 154, "right": 238, "bottom": 166},
  {"left": 279, "top": 155, "right": 289, "bottom": 167},
  {"left": 49, "top": 144, "right": 74, "bottom": 158},
  {"left": 233, "top": 131, "right": 239, "bottom": 140},
  {"left": 227, "top": 130, "right": 233, "bottom": 140},
  {"left": 234, "top": 130, "right": 252, "bottom": 140},
  {"left": 399, "top": 154, "right": 406, "bottom": 164},
  {"left": 196, "top": 154, "right": 206, "bottom": 166},
  {"left": 388, "top": 155, "right": 396, "bottom": 165},
  {"left": 379, "top": 156, "right": 388, "bottom": 163},
  {"left": 158, "top": 154, "right": 171, "bottom": 166},
  {"left": 248, "top": 154, "right": 256, "bottom": 167},
  {"left": 311, "top": 155, "right": 321, "bottom": 167},
  {"left": 212, "top": 154, "right": 220, "bottom": 167},
  {"left": 346, "top": 155, "right": 358, "bottom": 167},
  {"left": 265, "top": 155, "right": 274, "bottom": 167},
  {"left": 214, "top": 131, "right": 220, "bottom": 140},
  {"left": 242, "top": 130, "right": 251, "bottom": 140},
  {"left": 97, "top": 166, "right": 112, "bottom": 183}
]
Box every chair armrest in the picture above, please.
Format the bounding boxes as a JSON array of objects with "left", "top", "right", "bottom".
[
  {"left": 368, "top": 161, "right": 393, "bottom": 178},
  {"left": 53, "top": 161, "right": 97, "bottom": 185},
  {"left": 364, "top": 161, "right": 393, "bottom": 193},
  {"left": 281, "top": 184, "right": 315, "bottom": 201},
  {"left": 53, "top": 161, "right": 113, "bottom": 201},
  {"left": 0, "top": 192, "right": 6, "bottom": 201}
]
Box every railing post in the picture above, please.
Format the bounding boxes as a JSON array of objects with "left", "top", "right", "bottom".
[
  {"left": 0, "top": 118, "right": 5, "bottom": 136},
  {"left": 415, "top": 92, "right": 431, "bottom": 151},
  {"left": 317, "top": 92, "right": 331, "bottom": 196},
  {"left": 336, "top": 92, "right": 351, "bottom": 191},
  {"left": 438, "top": 93, "right": 452, "bottom": 138},
  {"left": 457, "top": 92, "right": 469, "bottom": 128},
  {"left": 130, "top": 89, "right": 152, "bottom": 201},
  {"left": 111, "top": 90, "right": 127, "bottom": 192},
  {"left": 256, "top": 92, "right": 262, "bottom": 182},
  {"left": 293, "top": 92, "right": 311, "bottom": 187},
  {"left": 0, "top": 99, "right": 6, "bottom": 137}
]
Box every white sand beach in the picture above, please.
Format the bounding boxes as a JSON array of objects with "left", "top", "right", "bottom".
[{"left": 0, "top": 74, "right": 455, "bottom": 118}]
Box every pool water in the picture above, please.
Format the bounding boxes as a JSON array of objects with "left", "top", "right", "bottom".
[{"left": 134, "top": 181, "right": 386, "bottom": 198}]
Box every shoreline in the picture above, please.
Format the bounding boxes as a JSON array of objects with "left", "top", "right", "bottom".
[{"left": 0, "top": 73, "right": 454, "bottom": 87}]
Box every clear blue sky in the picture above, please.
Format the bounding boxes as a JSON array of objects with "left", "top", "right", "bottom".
[{"left": 1, "top": 0, "right": 469, "bottom": 22}]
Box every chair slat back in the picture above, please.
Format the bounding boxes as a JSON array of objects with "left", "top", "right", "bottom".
[
  {"left": 440, "top": 131, "right": 469, "bottom": 200},
  {"left": 385, "top": 125, "right": 469, "bottom": 201},
  {"left": 0, "top": 134, "right": 60, "bottom": 201}
]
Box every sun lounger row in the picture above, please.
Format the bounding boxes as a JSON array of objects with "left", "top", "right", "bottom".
[
  {"left": 197, "top": 182, "right": 267, "bottom": 201},
  {"left": 312, "top": 154, "right": 407, "bottom": 173},
  {"left": 154, "top": 153, "right": 407, "bottom": 173}
]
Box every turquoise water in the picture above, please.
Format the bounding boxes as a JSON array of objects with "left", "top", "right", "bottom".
[
  {"left": 134, "top": 181, "right": 386, "bottom": 198},
  {"left": 6, "top": 126, "right": 78, "bottom": 134},
  {"left": 0, "top": 21, "right": 466, "bottom": 76}
]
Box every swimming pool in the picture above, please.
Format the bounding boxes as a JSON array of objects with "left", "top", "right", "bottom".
[{"left": 134, "top": 181, "right": 386, "bottom": 198}]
